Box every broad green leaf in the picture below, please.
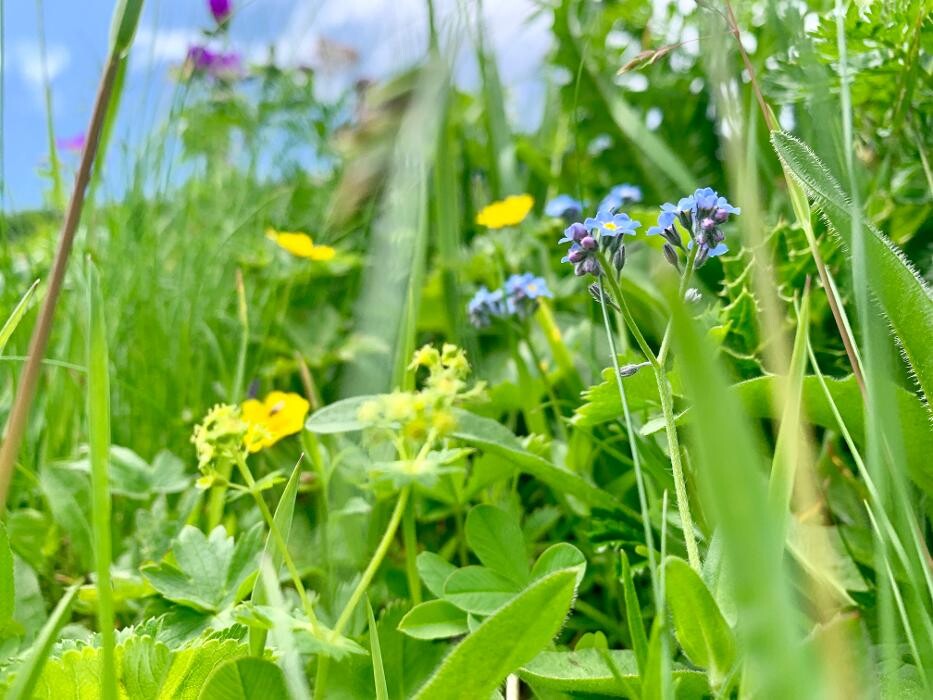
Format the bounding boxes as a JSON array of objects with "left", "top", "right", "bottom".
[
  {"left": 530, "top": 543, "right": 586, "bottom": 586},
  {"left": 452, "top": 409, "right": 630, "bottom": 513},
  {"left": 108, "top": 447, "right": 190, "bottom": 499},
  {"left": 572, "top": 363, "right": 664, "bottom": 427},
  {"left": 519, "top": 649, "right": 707, "bottom": 697},
  {"left": 647, "top": 375, "right": 933, "bottom": 494},
  {"left": 664, "top": 557, "right": 736, "bottom": 689},
  {"left": 414, "top": 569, "right": 578, "bottom": 699},
  {"left": 465, "top": 505, "right": 529, "bottom": 586},
  {"left": 416, "top": 552, "right": 458, "bottom": 600},
  {"left": 141, "top": 525, "right": 262, "bottom": 613},
  {"left": 197, "top": 657, "right": 288, "bottom": 700},
  {"left": 158, "top": 639, "right": 250, "bottom": 699},
  {"left": 39, "top": 464, "right": 93, "bottom": 571},
  {"left": 398, "top": 600, "right": 470, "bottom": 640},
  {"left": 771, "top": 131, "right": 933, "bottom": 409},
  {"left": 305, "top": 396, "right": 370, "bottom": 434},
  {"left": 443, "top": 566, "right": 519, "bottom": 615}
]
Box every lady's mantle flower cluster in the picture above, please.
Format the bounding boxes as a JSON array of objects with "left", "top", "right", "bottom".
[
  {"left": 357, "top": 344, "right": 484, "bottom": 443},
  {"left": 467, "top": 273, "right": 553, "bottom": 328},
  {"left": 191, "top": 391, "right": 310, "bottom": 484},
  {"left": 559, "top": 210, "right": 639, "bottom": 277},
  {"left": 646, "top": 187, "right": 741, "bottom": 268}
]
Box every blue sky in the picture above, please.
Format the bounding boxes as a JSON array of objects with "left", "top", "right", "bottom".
[{"left": 2, "top": 0, "right": 551, "bottom": 211}]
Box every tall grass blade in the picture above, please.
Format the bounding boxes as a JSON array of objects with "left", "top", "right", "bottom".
[
  {"left": 86, "top": 263, "right": 117, "bottom": 700},
  {"left": 367, "top": 598, "right": 389, "bottom": 700},
  {"left": 0, "top": 280, "right": 40, "bottom": 355},
  {"left": 6, "top": 582, "right": 81, "bottom": 699}
]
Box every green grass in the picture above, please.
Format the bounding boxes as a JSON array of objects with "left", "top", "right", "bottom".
[{"left": 0, "top": 0, "right": 931, "bottom": 697}]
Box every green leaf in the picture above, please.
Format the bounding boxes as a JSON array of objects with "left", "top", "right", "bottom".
[
  {"left": 619, "top": 550, "right": 648, "bottom": 676},
  {"left": 250, "top": 460, "right": 302, "bottom": 655},
  {"left": 451, "top": 409, "right": 628, "bottom": 513},
  {"left": 530, "top": 543, "right": 586, "bottom": 587},
  {"left": 652, "top": 374, "right": 933, "bottom": 495},
  {"left": 109, "top": 447, "right": 190, "bottom": 499},
  {"left": 663, "top": 557, "right": 736, "bottom": 689},
  {"left": 416, "top": 552, "right": 458, "bottom": 600},
  {"left": 39, "top": 464, "right": 94, "bottom": 571},
  {"left": 198, "top": 657, "right": 288, "bottom": 700},
  {"left": 771, "top": 130, "right": 933, "bottom": 409},
  {"left": 572, "top": 363, "right": 663, "bottom": 427},
  {"left": 6, "top": 583, "right": 80, "bottom": 699},
  {"left": 0, "top": 280, "right": 39, "bottom": 355},
  {"left": 0, "top": 524, "right": 15, "bottom": 636},
  {"left": 465, "top": 505, "right": 529, "bottom": 586},
  {"left": 414, "top": 569, "right": 578, "bottom": 699},
  {"left": 398, "top": 600, "right": 470, "bottom": 640},
  {"left": 443, "top": 566, "right": 519, "bottom": 615},
  {"left": 305, "top": 396, "right": 370, "bottom": 434},
  {"left": 519, "top": 649, "right": 707, "bottom": 697},
  {"left": 367, "top": 599, "right": 389, "bottom": 700},
  {"left": 141, "top": 525, "right": 262, "bottom": 613}
]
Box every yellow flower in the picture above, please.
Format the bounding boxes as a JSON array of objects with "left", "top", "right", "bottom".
[
  {"left": 241, "top": 391, "right": 310, "bottom": 452},
  {"left": 475, "top": 194, "right": 534, "bottom": 229},
  {"left": 266, "top": 228, "right": 336, "bottom": 261}
]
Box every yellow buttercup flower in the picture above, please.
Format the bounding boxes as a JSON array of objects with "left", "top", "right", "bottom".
[
  {"left": 266, "top": 228, "right": 337, "bottom": 261},
  {"left": 241, "top": 391, "right": 310, "bottom": 452},
  {"left": 475, "top": 194, "right": 534, "bottom": 229}
]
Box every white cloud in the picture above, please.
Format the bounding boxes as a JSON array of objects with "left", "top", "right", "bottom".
[
  {"left": 133, "top": 26, "right": 203, "bottom": 65},
  {"left": 13, "top": 40, "right": 70, "bottom": 89}
]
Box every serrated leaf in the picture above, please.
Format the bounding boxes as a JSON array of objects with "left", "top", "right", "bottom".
[
  {"left": 398, "top": 600, "right": 469, "bottom": 640},
  {"left": 414, "top": 569, "right": 578, "bottom": 699},
  {"left": 197, "top": 657, "right": 288, "bottom": 700},
  {"left": 465, "top": 505, "right": 529, "bottom": 586}
]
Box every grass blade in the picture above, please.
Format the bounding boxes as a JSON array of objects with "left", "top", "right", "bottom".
[
  {"left": 86, "top": 263, "right": 117, "bottom": 700},
  {"left": 0, "top": 280, "right": 40, "bottom": 355},
  {"left": 367, "top": 598, "right": 389, "bottom": 700},
  {"left": 6, "top": 582, "right": 81, "bottom": 699}
]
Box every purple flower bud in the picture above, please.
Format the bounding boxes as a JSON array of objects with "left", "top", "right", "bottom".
[
  {"left": 568, "top": 248, "right": 586, "bottom": 263},
  {"left": 568, "top": 222, "right": 587, "bottom": 242},
  {"left": 580, "top": 235, "right": 597, "bottom": 250},
  {"left": 700, "top": 217, "right": 715, "bottom": 231},
  {"left": 209, "top": 0, "right": 232, "bottom": 23},
  {"left": 714, "top": 208, "right": 729, "bottom": 223},
  {"left": 581, "top": 257, "right": 601, "bottom": 277},
  {"left": 573, "top": 262, "right": 587, "bottom": 277}
]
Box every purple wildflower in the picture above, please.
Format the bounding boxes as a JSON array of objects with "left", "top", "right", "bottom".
[{"left": 209, "top": 0, "right": 232, "bottom": 23}]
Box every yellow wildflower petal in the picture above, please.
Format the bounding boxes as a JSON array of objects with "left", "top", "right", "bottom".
[
  {"left": 240, "top": 391, "right": 310, "bottom": 452},
  {"left": 307, "top": 245, "right": 336, "bottom": 261},
  {"left": 475, "top": 194, "right": 534, "bottom": 229}
]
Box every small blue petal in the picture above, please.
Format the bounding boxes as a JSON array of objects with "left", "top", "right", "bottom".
[{"left": 709, "top": 243, "right": 729, "bottom": 257}]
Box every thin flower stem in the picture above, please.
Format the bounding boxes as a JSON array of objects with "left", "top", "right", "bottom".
[
  {"left": 402, "top": 496, "right": 422, "bottom": 605},
  {"left": 596, "top": 255, "right": 701, "bottom": 572},
  {"left": 658, "top": 247, "right": 697, "bottom": 366},
  {"left": 596, "top": 256, "right": 658, "bottom": 368},
  {"left": 233, "top": 455, "right": 320, "bottom": 629},
  {"left": 335, "top": 485, "right": 411, "bottom": 635},
  {"left": 597, "top": 281, "right": 659, "bottom": 600}
]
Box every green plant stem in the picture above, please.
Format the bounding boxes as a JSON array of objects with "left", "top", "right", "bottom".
[
  {"left": 597, "top": 256, "right": 701, "bottom": 572},
  {"left": 597, "top": 281, "right": 658, "bottom": 600},
  {"left": 334, "top": 485, "right": 411, "bottom": 635},
  {"left": 402, "top": 495, "right": 422, "bottom": 605},
  {"left": 658, "top": 247, "right": 697, "bottom": 366},
  {"left": 233, "top": 455, "right": 319, "bottom": 630}
]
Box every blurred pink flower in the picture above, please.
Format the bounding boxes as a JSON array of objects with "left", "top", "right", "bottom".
[
  {"left": 185, "top": 45, "right": 243, "bottom": 80},
  {"left": 56, "top": 133, "right": 86, "bottom": 154}
]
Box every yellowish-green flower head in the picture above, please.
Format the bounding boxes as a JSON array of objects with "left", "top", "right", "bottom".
[
  {"left": 475, "top": 194, "right": 534, "bottom": 229},
  {"left": 191, "top": 403, "right": 248, "bottom": 472}
]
